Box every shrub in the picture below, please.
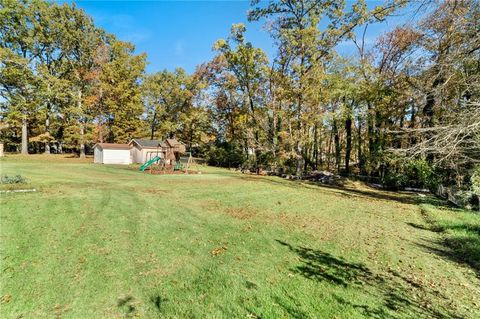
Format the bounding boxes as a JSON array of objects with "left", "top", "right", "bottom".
[
  {"left": 205, "top": 142, "right": 245, "bottom": 168},
  {"left": 1, "top": 174, "right": 27, "bottom": 184},
  {"left": 381, "top": 171, "right": 408, "bottom": 190},
  {"left": 257, "top": 151, "right": 275, "bottom": 170},
  {"left": 381, "top": 158, "right": 440, "bottom": 191},
  {"left": 404, "top": 159, "right": 441, "bottom": 191},
  {"left": 472, "top": 166, "right": 480, "bottom": 196}
]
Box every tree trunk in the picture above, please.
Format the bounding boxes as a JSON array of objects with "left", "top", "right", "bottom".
[
  {"left": 150, "top": 111, "right": 157, "bottom": 140},
  {"left": 327, "top": 132, "right": 332, "bottom": 171},
  {"left": 44, "top": 115, "right": 51, "bottom": 154},
  {"left": 345, "top": 115, "right": 352, "bottom": 175},
  {"left": 272, "top": 110, "right": 277, "bottom": 159},
  {"left": 79, "top": 123, "right": 85, "bottom": 159},
  {"left": 21, "top": 116, "right": 28, "bottom": 155},
  {"left": 296, "top": 143, "right": 303, "bottom": 176},
  {"left": 333, "top": 119, "right": 341, "bottom": 174},
  {"left": 409, "top": 102, "right": 417, "bottom": 145},
  {"left": 423, "top": 91, "right": 436, "bottom": 129},
  {"left": 358, "top": 122, "right": 363, "bottom": 173},
  {"left": 319, "top": 136, "right": 323, "bottom": 168},
  {"left": 423, "top": 71, "right": 443, "bottom": 162},
  {"left": 313, "top": 123, "right": 318, "bottom": 170},
  {"left": 78, "top": 90, "right": 85, "bottom": 159},
  {"left": 246, "top": 91, "right": 260, "bottom": 174},
  {"left": 367, "top": 101, "right": 375, "bottom": 157}
]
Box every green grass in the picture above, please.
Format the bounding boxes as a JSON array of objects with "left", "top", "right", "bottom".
[
  {"left": 1, "top": 155, "right": 479, "bottom": 318},
  {"left": 421, "top": 204, "right": 480, "bottom": 273}
]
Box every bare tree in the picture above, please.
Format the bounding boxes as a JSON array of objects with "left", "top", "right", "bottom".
[{"left": 399, "top": 102, "right": 480, "bottom": 169}]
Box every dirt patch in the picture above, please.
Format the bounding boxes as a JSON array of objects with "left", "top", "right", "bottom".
[
  {"left": 1, "top": 294, "right": 12, "bottom": 304},
  {"left": 141, "top": 188, "right": 172, "bottom": 195}
]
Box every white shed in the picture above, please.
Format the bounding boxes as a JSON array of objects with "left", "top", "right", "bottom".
[
  {"left": 129, "top": 139, "right": 164, "bottom": 164},
  {"left": 93, "top": 143, "right": 132, "bottom": 164}
]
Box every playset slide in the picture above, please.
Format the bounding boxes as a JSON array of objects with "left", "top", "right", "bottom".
[{"left": 139, "top": 156, "right": 161, "bottom": 171}]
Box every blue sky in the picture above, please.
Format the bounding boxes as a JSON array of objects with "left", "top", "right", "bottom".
[{"left": 68, "top": 1, "right": 421, "bottom": 74}]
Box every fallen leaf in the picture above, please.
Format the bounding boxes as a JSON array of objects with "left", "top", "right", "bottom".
[
  {"left": 210, "top": 246, "right": 227, "bottom": 256},
  {"left": 1, "top": 294, "right": 12, "bottom": 304}
]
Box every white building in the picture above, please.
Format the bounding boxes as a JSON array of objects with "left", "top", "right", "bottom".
[
  {"left": 93, "top": 143, "right": 132, "bottom": 164},
  {"left": 129, "top": 139, "right": 165, "bottom": 164}
]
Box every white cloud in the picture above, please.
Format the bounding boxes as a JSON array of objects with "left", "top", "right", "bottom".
[
  {"left": 90, "top": 12, "right": 151, "bottom": 44},
  {"left": 174, "top": 40, "right": 185, "bottom": 56}
]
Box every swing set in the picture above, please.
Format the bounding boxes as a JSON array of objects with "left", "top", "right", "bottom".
[{"left": 142, "top": 152, "right": 200, "bottom": 174}]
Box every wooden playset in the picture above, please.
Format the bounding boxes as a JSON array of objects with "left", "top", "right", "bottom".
[{"left": 138, "top": 139, "right": 200, "bottom": 174}]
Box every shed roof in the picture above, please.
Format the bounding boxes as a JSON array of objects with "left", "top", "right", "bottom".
[
  {"left": 94, "top": 143, "right": 131, "bottom": 150},
  {"left": 130, "top": 139, "right": 162, "bottom": 148},
  {"left": 166, "top": 138, "right": 182, "bottom": 147}
]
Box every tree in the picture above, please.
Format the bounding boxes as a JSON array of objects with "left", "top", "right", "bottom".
[
  {"left": 98, "top": 40, "right": 146, "bottom": 143},
  {"left": 142, "top": 67, "right": 205, "bottom": 143},
  {"left": 214, "top": 23, "right": 268, "bottom": 171},
  {"left": 247, "top": 0, "right": 407, "bottom": 174},
  {"left": 0, "top": 0, "right": 42, "bottom": 154},
  {"left": 403, "top": 103, "right": 480, "bottom": 174},
  {"left": 59, "top": 3, "right": 106, "bottom": 157},
  {"left": 32, "top": 2, "right": 77, "bottom": 154}
]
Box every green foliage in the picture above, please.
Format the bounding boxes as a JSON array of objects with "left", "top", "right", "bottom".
[
  {"left": 212, "top": 24, "right": 269, "bottom": 171},
  {"left": 451, "top": 190, "right": 479, "bottom": 211},
  {"left": 382, "top": 158, "right": 440, "bottom": 191},
  {"left": 1, "top": 0, "right": 478, "bottom": 200},
  {"left": 404, "top": 159, "right": 440, "bottom": 191},
  {"left": 99, "top": 40, "right": 146, "bottom": 143},
  {"left": 205, "top": 142, "right": 245, "bottom": 168},
  {"left": 256, "top": 150, "right": 275, "bottom": 169},
  {"left": 0, "top": 0, "right": 147, "bottom": 152},
  {"left": 381, "top": 171, "right": 408, "bottom": 191},
  {"left": 142, "top": 68, "right": 209, "bottom": 145}
]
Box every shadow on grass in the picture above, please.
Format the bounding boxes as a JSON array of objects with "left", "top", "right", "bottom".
[
  {"left": 276, "top": 240, "right": 461, "bottom": 319},
  {"left": 230, "top": 173, "right": 452, "bottom": 209},
  {"left": 406, "top": 207, "right": 480, "bottom": 276},
  {"left": 406, "top": 222, "right": 442, "bottom": 232},
  {"left": 150, "top": 295, "right": 168, "bottom": 311},
  {"left": 415, "top": 230, "right": 480, "bottom": 276},
  {"left": 272, "top": 293, "right": 311, "bottom": 319},
  {"left": 277, "top": 240, "right": 372, "bottom": 287},
  {"left": 117, "top": 295, "right": 137, "bottom": 317}
]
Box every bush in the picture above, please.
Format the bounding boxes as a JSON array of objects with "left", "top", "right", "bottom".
[
  {"left": 472, "top": 166, "right": 480, "bottom": 196},
  {"left": 381, "top": 158, "right": 440, "bottom": 191},
  {"left": 1, "top": 174, "right": 27, "bottom": 184},
  {"left": 404, "top": 159, "right": 441, "bottom": 191},
  {"left": 381, "top": 171, "right": 408, "bottom": 190},
  {"left": 257, "top": 150, "right": 275, "bottom": 170},
  {"left": 204, "top": 142, "right": 245, "bottom": 168}
]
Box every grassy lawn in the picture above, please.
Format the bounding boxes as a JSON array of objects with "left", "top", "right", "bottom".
[{"left": 1, "top": 155, "right": 479, "bottom": 318}]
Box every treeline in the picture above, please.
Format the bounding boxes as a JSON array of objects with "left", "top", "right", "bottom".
[
  {"left": 1, "top": 0, "right": 479, "bottom": 197},
  {"left": 203, "top": 0, "right": 479, "bottom": 196},
  {"left": 0, "top": 0, "right": 146, "bottom": 157}
]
